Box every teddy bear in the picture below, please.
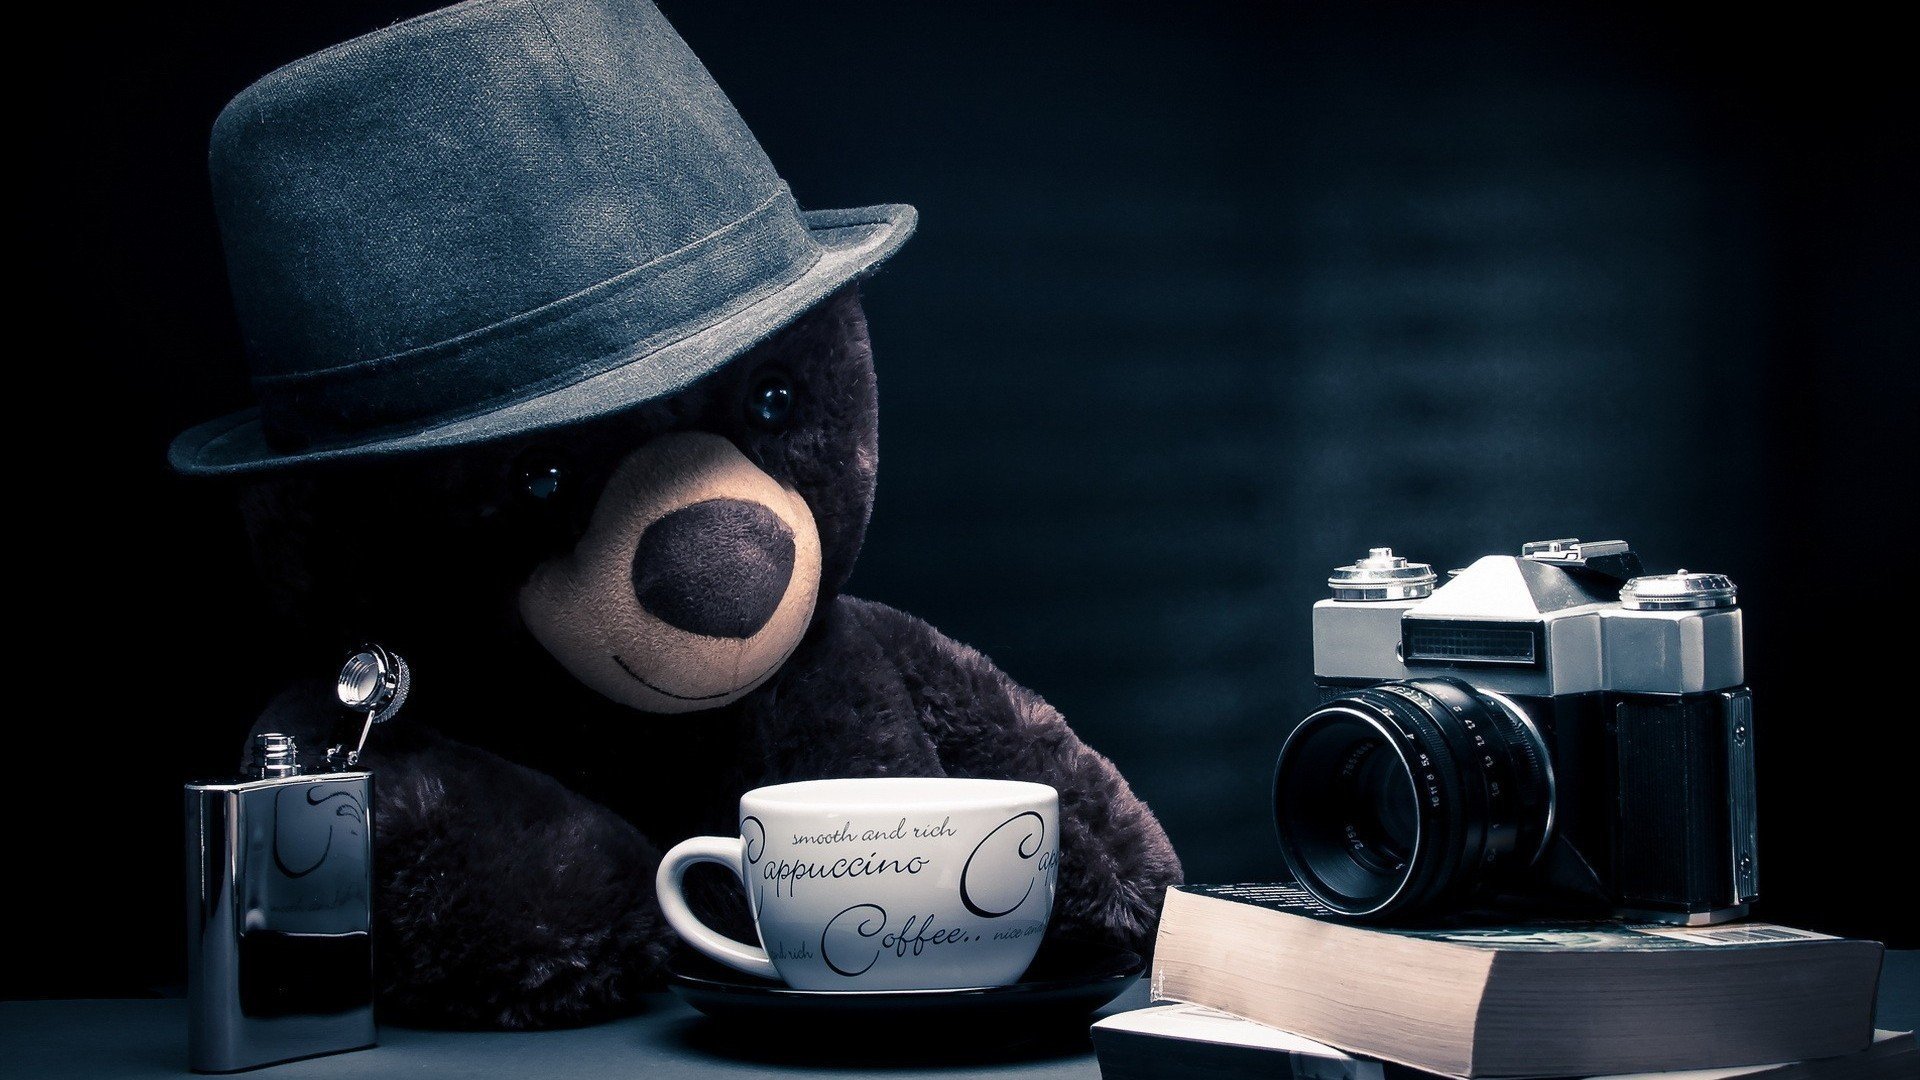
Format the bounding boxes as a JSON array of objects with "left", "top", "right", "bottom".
[{"left": 170, "top": 0, "right": 1182, "bottom": 1029}]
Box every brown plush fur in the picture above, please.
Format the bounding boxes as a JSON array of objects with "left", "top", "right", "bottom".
[{"left": 242, "top": 287, "right": 1183, "bottom": 1029}]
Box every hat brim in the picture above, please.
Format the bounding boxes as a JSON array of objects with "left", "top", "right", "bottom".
[{"left": 169, "top": 204, "right": 916, "bottom": 476}]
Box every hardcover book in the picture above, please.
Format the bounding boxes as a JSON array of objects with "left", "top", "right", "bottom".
[
  {"left": 1149, "top": 884, "right": 1884, "bottom": 1078},
  {"left": 1092, "top": 1004, "right": 1915, "bottom": 1080}
]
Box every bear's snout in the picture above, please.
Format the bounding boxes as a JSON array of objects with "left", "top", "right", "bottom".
[
  {"left": 519, "top": 431, "right": 823, "bottom": 714},
  {"left": 632, "top": 499, "right": 796, "bottom": 638}
]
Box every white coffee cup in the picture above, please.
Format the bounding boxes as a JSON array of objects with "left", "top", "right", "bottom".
[{"left": 657, "top": 777, "right": 1060, "bottom": 991}]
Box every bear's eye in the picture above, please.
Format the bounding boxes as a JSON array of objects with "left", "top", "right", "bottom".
[
  {"left": 515, "top": 452, "right": 567, "bottom": 502},
  {"left": 745, "top": 373, "right": 794, "bottom": 430}
]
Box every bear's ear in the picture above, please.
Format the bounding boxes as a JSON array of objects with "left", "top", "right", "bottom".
[{"left": 717, "top": 285, "right": 879, "bottom": 602}]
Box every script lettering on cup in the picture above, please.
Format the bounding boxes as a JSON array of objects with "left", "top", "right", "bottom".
[
  {"left": 821, "top": 903, "right": 888, "bottom": 977},
  {"left": 741, "top": 815, "right": 767, "bottom": 864},
  {"left": 742, "top": 814, "right": 768, "bottom": 909},
  {"left": 960, "top": 811, "right": 1056, "bottom": 919},
  {"left": 821, "top": 904, "right": 982, "bottom": 977},
  {"left": 760, "top": 851, "right": 931, "bottom": 899}
]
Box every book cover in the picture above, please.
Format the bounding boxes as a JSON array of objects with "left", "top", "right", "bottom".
[{"left": 1169, "top": 883, "right": 1843, "bottom": 954}]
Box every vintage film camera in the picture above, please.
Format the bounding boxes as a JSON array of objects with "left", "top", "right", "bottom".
[{"left": 1273, "top": 539, "right": 1756, "bottom": 925}]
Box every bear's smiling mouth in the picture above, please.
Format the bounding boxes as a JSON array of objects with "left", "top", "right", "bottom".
[{"left": 611, "top": 649, "right": 796, "bottom": 703}]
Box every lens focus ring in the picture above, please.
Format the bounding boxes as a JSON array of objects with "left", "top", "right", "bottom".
[{"left": 1273, "top": 677, "right": 1553, "bottom": 919}]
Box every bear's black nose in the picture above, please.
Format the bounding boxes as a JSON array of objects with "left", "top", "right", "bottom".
[{"left": 632, "top": 499, "right": 796, "bottom": 638}]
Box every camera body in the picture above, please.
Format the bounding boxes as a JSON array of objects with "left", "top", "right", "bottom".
[{"left": 1278, "top": 539, "right": 1756, "bottom": 925}]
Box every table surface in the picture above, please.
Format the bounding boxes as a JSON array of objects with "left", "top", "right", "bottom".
[{"left": 6, "top": 953, "right": 1914, "bottom": 1079}]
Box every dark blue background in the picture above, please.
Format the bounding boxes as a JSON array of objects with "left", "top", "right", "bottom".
[{"left": 20, "top": 1, "right": 1914, "bottom": 996}]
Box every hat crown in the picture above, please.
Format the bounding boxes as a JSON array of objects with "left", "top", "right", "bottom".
[
  {"left": 173, "top": 0, "right": 914, "bottom": 474},
  {"left": 210, "top": 0, "right": 784, "bottom": 387}
]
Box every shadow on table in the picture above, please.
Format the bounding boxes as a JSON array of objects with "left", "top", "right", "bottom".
[{"left": 661, "top": 1014, "right": 1095, "bottom": 1069}]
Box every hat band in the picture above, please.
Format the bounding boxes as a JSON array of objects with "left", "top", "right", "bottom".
[{"left": 252, "top": 186, "right": 819, "bottom": 453}]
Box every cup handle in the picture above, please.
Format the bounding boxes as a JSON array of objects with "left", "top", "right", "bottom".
[{"left": 655, "top": 835, "right": 779, "bottom": 981}]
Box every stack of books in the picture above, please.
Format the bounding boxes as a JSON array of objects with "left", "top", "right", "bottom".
[{"left": 1095, "top": 884, "right": 1906, "bottom": 1079}]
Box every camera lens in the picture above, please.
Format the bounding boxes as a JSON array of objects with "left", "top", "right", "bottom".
[{"left": 1272, "top": 678, "right": 1553, "bottom": 918}]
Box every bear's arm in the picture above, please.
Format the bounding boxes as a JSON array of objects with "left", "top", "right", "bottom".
[
  {"left": 749, "top": 597, "right": 1184, "bottom": 954},
  {"left": 245, "top": 680, "right": 671, "bottom": 1029}
]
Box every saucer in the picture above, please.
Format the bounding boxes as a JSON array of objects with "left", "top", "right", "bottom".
[{"left": 664, "top": 937, "right": 1143, "bottom": 1035}]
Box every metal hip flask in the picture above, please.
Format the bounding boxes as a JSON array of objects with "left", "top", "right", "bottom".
[
  {"left": 184, "top": 646, "right": 407, "bottom": 1072},
  {"left": 186, "top": 738, "right": 374, "bottom": 1072}
]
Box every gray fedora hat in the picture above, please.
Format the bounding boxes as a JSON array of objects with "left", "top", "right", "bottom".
[{"left": 170, "top": 0, "right": 914, "bottom": 475}]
